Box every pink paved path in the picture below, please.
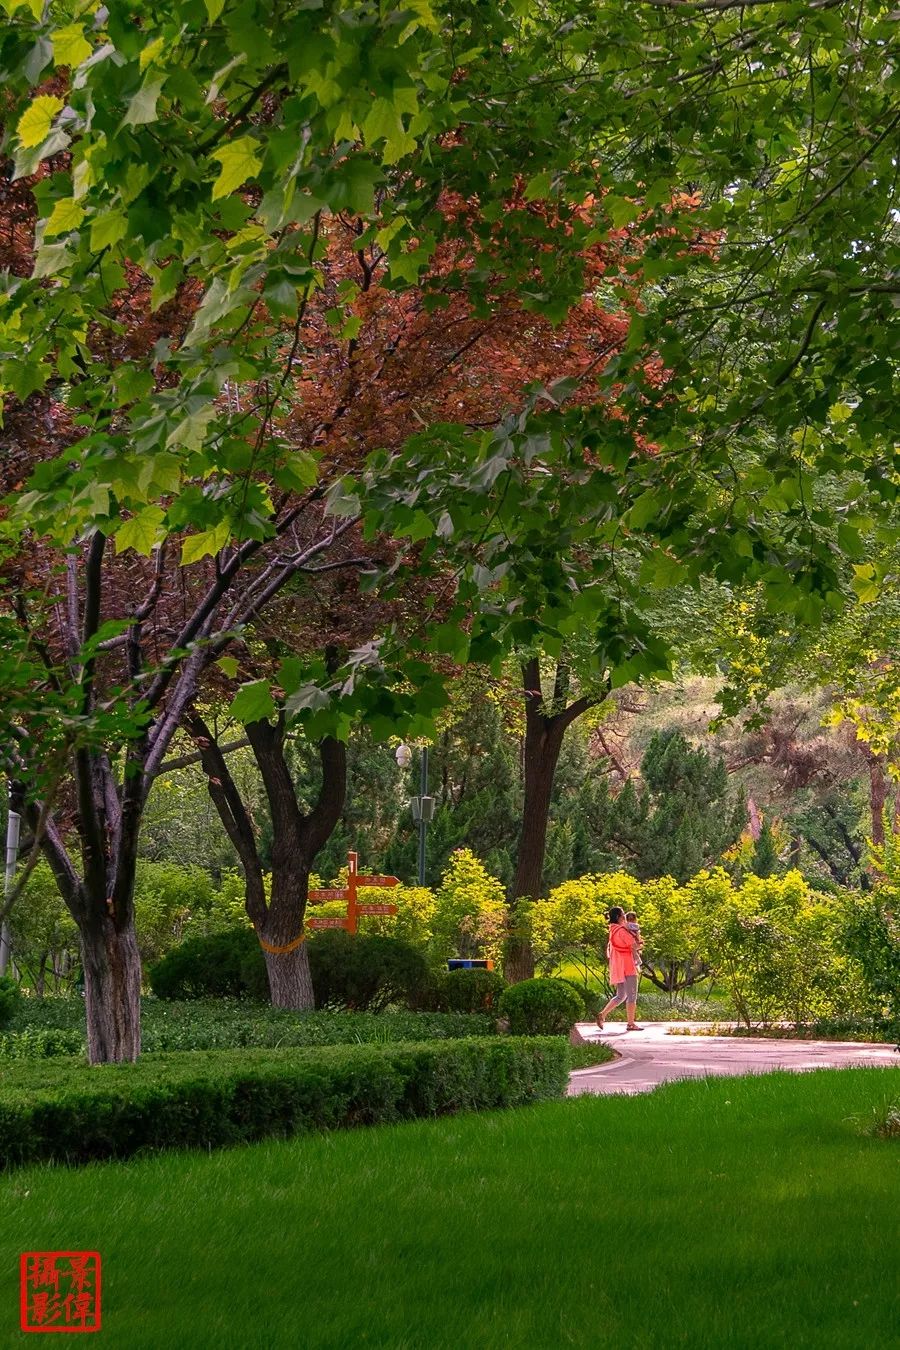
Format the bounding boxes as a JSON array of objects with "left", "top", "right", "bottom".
[{"left": 567, "top": 1022, "right": 899, "bottom": 1097}]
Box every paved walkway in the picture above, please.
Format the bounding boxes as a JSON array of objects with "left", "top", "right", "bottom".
[{"left": 568, "top": 1022, "right": 899, "bottom": 1097}]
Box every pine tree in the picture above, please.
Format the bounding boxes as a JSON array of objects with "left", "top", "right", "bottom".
[
  {"left": 750, "top": 820, "right": 780, "bottom": 879},
  {"left": 610, "top": 730, "right": 744, "bottom": 882}
]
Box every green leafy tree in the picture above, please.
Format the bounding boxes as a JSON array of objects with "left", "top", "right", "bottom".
[
  {"left": 0, "top": 0, "right": 580, "bottom": 1060},
  {"left": 7, "top": 861, "right": 78, "bottom": 996},
  {"left": 4, "top": 0, "right": 897, "bottom": 1063}
]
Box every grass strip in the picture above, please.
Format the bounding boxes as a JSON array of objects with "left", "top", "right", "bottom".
[{"left": 0, "top": 1068, "right": 896, "bottom": 1348}]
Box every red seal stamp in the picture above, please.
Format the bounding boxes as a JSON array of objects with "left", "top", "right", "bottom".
[{"left": 20, "top": 1252, "right": 101, "bottom": 1334}]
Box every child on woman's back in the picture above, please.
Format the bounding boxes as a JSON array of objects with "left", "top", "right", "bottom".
[{"left": 625, "top": 912, "right": 643, "bottom": 971}]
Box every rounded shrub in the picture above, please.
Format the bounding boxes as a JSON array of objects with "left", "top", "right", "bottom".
[
  {"left": 0, "top": 975, "right": 22, "bottom": 1030},
  {"left": 498, "top": 977, "right": 584, "bottom": 1035},
  {"left": 558, "top": 979, "right": 601, "bottom": 1018},
  {"left": 435, "top": 969, "right": 506, "bottom": 1014},
  {"left": 149, "top": 929, "right": 263, "bottom": 1000},
  {"left": 150, "top": 927, "right": 431, "bottom": 1011},
  {"left": 307, "top": 931, "right": 429, "bottom": 1012}
]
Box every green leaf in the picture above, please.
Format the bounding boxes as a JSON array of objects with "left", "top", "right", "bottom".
[
  {"left": 286, "top": 683, "right": 330, "bottom": 716},
  {"left": 205, "top": 0, "right": 226, "bottom": 20},
  {"left": 90, "top": 210, "right": 128, "bottom": 252},
  {"left": 139, "top": 37, "right": 166, "bottom": 73},
  {"left": 44, "top": 197, "right": 85, "bottom": 238},
  {"left": 17, "top": 95, "right": 63, "bottom": 149},
  {"left": 627, "top": 489, "right": 663, "bottom": 530},
  {"left": 397, "top": 510, "right": 435, "bottom": 542},
  {"left": 362, "top": 99, "right": 415, "bottom": 164},
  {"left": 181, "top": 518, "right": 231, "bottom": 565},
  {"left": 523, "top": 171, "right": 552, "bottom": 201},
  {"left": 32, "top": 241, "right": 71, "bottom": 278},
  {"left": 229, "top": 680, "right": 276, "bottom": 724},
  {"left": 851, "top": 563, "right": 879, "bottom": 604},
  {"left": 166, "top": 404, "right": 215, "bottom": 451},
  {"left": 115, "top": 506, "right": 166, "bottom": 556},
  {"left": 605, "top": 195, "right": 640, "bottom": 228},
  {"left": 5, "top": 359, "right": 49, "bottom": 403},
  {"left": 51, "top": 24, "right": 92, "bottom": 68},
  {"left": 122, "top": 79, "right": 165, "bottom": 128},
  {"left": 323, "top": 158, "right": 381, "bottom": 215},
  {"left": 211, "top": 137, "right": 262, "bottom": 201},
  {"left": 217, "top": 655, "right": 239, "bottom": 679},
  {"left": 274, "top": 451, "right": 318, "bottom": 492}
]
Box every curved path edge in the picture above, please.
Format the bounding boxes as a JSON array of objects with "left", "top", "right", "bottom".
[{"left": 567, "top": 1021, "right": 899, "bottom": 1097}]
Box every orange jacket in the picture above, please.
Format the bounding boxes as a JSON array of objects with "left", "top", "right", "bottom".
[{"left": 607, "top": 924, "right": 637, "bottom": 983}]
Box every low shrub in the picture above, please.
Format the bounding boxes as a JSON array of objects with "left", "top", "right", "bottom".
[
  {"left": 434, "top": 969, "right": 506, "bottom": 1015},
  {"left": 498, "top": 978, "right": 584, "bottom": 1035},
  {"left": 0, "top": 975, "right": 21, "bottom": 1030},
  {"left": 567, "top": 1043, "right": 617, "bottom": 1071},
  {"left": 0, "top": 1028, "right": 84, "bottom": 1059},
  {"left": 0, "top": 1037, "right": 569, "bottom": 1169},
  {"left": 149, "top": 929, "right": 260, "bottom": 1000},
  {"left": 307, "top": 931, "right": 429, "bottom": 1011},
  {"left": 150, "top": 927, "right": 431, "bottom": 1011}
]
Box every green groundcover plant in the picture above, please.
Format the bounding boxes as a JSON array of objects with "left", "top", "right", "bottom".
[{"left": 2, "top": 998, "right": 496, "bottom": 1058}]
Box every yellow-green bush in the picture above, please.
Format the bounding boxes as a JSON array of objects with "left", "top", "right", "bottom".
[
  {"left": 527, "top": 873, "right": 641, "bottom": 978},
  {"left": 320, "top": 851, "right": 504, "bottom": 969},
  {"left": 524, "top": 865, "right": 861, "bottom": 1023}
]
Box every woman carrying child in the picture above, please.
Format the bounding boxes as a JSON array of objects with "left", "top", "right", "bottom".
[{"left": 595, "top": 906, "right": 643, "bottom": 1032}]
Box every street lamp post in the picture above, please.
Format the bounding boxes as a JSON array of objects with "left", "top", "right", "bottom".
[{"left": 395, "top": 743, "right": 434, "bottom": 887}]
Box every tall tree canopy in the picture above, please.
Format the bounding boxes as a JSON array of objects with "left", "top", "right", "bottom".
[{"left": 0, "top": 0, "right": 896, "bottom": 1058}]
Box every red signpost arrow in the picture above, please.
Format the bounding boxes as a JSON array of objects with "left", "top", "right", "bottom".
[{"left": 305, "top": 852, "right": 401, "bottom": 935}]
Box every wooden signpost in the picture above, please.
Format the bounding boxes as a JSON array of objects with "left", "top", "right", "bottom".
[{"left": 306, "top": 851, "right": 399, "bottom": 934}]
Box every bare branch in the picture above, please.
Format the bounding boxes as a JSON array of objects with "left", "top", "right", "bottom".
[{"left": 155, "top": 737, "right": 250, "bottom": 777}]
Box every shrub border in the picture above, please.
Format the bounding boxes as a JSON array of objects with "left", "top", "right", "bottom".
[{"left": 0, "top": 1037, "right": 569, "bottom": 1170}]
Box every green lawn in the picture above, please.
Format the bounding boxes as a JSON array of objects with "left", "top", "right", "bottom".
[{"left": 1, "top": 1068, "right": 897, "bottom": 1348}]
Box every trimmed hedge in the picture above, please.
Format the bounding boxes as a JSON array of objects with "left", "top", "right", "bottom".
[
  {"left": 0, "top": 1037, "right": 569, "bottom": 1169},
  {"left": 306, "top": 929, "right": 429, "bottom": 1011},
  {"left": 434, "top": 968, "right": 506, "bottom": 1014},
  {"left": 148, "top": 928, "right": 261, "bottom": 999}
]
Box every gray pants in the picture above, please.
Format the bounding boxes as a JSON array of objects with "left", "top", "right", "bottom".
[{"left": 607, "top": 974, "right": 638, "bottom": 1006}]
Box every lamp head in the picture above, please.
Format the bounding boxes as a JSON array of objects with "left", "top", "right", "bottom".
[{"left": 395, "top": 742, "right": 412, "bottom": 769}]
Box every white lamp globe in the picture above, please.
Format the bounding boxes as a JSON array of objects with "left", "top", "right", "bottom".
[{"left": 395, "top": 742, "right": 412, "bottom": 769}]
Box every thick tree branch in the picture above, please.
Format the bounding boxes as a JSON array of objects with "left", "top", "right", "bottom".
[
  {"left": 306, "top": 736, "right": 348, "bottom": 859},
  {"left": 187, "top": 714, "right": 267, "bottom": 928}
]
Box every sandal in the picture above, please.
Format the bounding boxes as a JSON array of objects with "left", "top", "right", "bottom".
[
  {"left": 595, "top": 1016, "right": 604, "bottom": 1029},
  {"left": 625, "top": 1023, "right": 644, "bottom": 1031}
]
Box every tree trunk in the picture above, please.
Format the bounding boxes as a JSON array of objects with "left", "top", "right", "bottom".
[
  {"left": 869, "top": 756, "right": 887, "bottom": 848},
  {"left": 263, "top": 940, "right": 315, "bottom": 1009},
  {"left": 506, "top": 722, "right": 565, "bottom": 982},
  {"left": 260, "top": 839, "right": 315, "bottom": 1009},
  {"left": 80, "top": 912, "right": 142, "bottom": 1063},
  {"left": 194, "top": 714, "right": 346, "bottom": 1009},
  {"left": 505, "top": 657, "right": 597, "bottom": 984}
]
